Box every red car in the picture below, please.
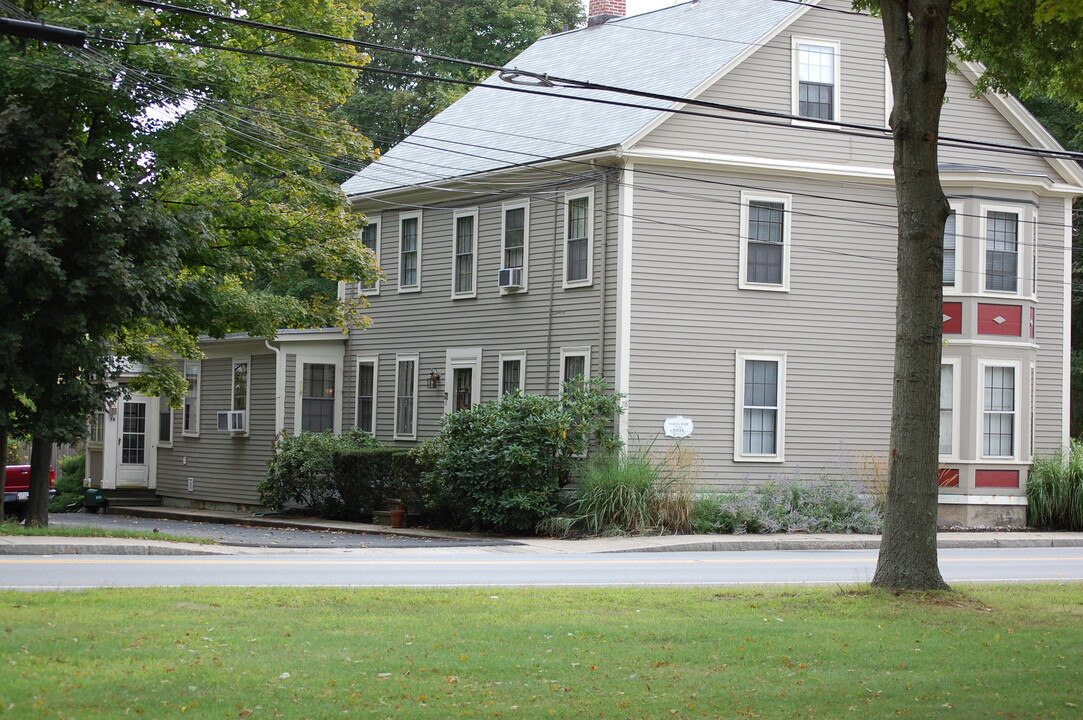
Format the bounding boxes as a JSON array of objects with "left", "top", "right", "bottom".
[{"left": 3, "top": 465, "right": 56, "bottom": 520}]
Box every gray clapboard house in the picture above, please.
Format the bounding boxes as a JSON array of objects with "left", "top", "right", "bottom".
[{"left": 89, "top": 0, "right": 1081, "bottom": 526}]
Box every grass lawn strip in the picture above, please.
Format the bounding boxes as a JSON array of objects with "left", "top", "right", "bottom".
[
  {"left": 0, "top": 520, "right": 214, "bottom": 545},
  {"left": 1, "top": 584, "right": 1080, "bottom": 718}
]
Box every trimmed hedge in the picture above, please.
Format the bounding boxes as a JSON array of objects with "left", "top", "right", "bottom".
[{"left": 332, "top": 447, "right": 422, "bottom": 518}]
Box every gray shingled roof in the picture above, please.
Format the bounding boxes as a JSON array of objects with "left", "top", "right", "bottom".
[{"left": 341, "top": 0, "right": 805, "bottom": 198}]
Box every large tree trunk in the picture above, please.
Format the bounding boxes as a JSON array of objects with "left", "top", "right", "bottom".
[
  {"left": 871, "top": 0, "right": 952, "bottom": 591},
  {"left": 25, "top": 435, "right": 51, "bottom": 528}
]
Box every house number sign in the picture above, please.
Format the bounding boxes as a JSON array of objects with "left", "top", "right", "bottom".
[{"left": 663, "top": 416, "right": 694, "bottom": 438}]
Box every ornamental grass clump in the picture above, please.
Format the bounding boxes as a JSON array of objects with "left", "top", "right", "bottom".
[{"left": 1026, "top": 440, "right": 1083, "bottom": 530}]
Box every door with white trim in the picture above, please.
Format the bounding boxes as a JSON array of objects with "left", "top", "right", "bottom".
[{"left": 115, "top": 393, "right": 157, "bottom": 488}]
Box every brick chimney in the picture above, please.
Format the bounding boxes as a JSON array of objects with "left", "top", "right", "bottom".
[{"left": 587, "top": 0, "right": 626, "bottom": 26}]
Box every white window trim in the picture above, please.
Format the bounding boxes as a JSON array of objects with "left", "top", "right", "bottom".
[
  {"left": 562, "top": 189, "right": 594, "bottom": 289},
  {"left": 296, "top": 359, "right": 342, "bottom": 436},
  {"left": 943, "top": 200, "right": 964, "bottom": 294},
  {"left": 559, "top": 345, "right": 592, "bottom": 385},
  {"left": 738, "top": 191, "right": 792, "bottom": 292},
  {"left": 978, "top": 203, "right": 1029, "bottom": 298},
  {"left": 939, "top": 357, "right": 960, "bottom": 461},
  {"left": 444, "top": 348, "right": 482, "bottom": 414},
  {"left": 733, "top": 350, "right": 787, "bottom": 463},
  {"left": 501, "top": 201, "right": 530, "bottom": 295},
  {"left": 398, "top": 211, "right": 422, "bottom": 294},
  {"left": 359, "top": 217, "right": 381, "bottom": 296},
  {"left": 498, "top": 350, "right": 527, "bottom": 396},
  {"left": 182, "top": 360, "right": 201, "bottom": 437},
  {"left": 450, "top": 208, "right": 479, "bottom": 300},
  {"left": 393, "top": 353, "right": 419, "bottom": 441},
  {"left": 791, "top": 37, "right": 841, "bottom": 125},
  {"left": 977, "top": 359, "right": 1022, "bottom": 462},
  {"left": 355, "top": 355, "right": 378, "bottom": 435},
  {"left": 231, "top": 355, "right": 251, "bottom": 438}
]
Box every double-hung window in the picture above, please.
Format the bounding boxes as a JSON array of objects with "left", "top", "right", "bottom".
[
  {"left": 501, "top": 203, "right": 528, "bottom": 292},
  {"left": 398, "top": 212, "right": 421, "bottom": 292},
  {"left": 984, "top": 210, "right": 1019, "bottom": 293},
  {"left": 231, "top": 357, "right": 250, "bottom": 435},
  {"left": 499, "top": 351, "right": 526, "bottom": 396},
  {"left": 939, "top": 362, "right": 957, "bottom": 457},
  {"left": 182, "top": 361, "right": 200, "bottom": 436},
  {"left": 739, "top": 192, "right": 791, "bottom": 290},
  {"left": 982, "top": 364, "right": 1017, "bottom": 458},
  {"left": 359, "top": 220, "right": 380, "bottom": 293},
  {"left": 942, "top": 208, "right": 959, "bottom": 289},
  {"left": 560, "top": 346, "right": 591, "bottom": 388},
  {"left": 734, "top": 351, "right": 786, "bottom": 462},
  {"left": 301, "top": 363, "right": 336, "bottom": 433},
  {"left": 356, "top": 358, "right": 377, "bottom": 434},
  {"left": 793, "top": 39, "right": 839, "bottom": 122},
  {"left": 563, "top": 190, "right": 593, "bottom": 288},
  {"left": 394, "top": 354, "right": 418, "bottom": 440},
  {"left": 158, "top": 395, "right": 173, "bottom": 445},
  {"left": 452, "top": 210, "right": 478, "bottom": 299}
]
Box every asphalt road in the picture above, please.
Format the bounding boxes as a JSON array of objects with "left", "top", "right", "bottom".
[
  {"left": 3, "top": 547, "right": 1081, "bottom": 590},
  {"left": 46, "top": 512, "right": 517, "bottom": 549}
]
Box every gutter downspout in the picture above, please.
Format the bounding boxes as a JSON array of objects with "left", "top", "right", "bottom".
[{"left": 265, "top": 339, "right": 285, "bottom": 438}]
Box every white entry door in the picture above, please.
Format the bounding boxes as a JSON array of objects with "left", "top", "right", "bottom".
[{"left": 115, "top": 394, "right": 157, "bottom": 488}]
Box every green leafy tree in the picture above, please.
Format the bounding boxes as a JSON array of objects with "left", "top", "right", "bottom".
[
  {"left": 1, "top": 0, "right": 378, "bottom": 525},
  {"left": 855, "top": 0, "right": 1083, "bottom": 589},
  {"left": 337, "top": 0, "right": 582, "bottom": 154}
]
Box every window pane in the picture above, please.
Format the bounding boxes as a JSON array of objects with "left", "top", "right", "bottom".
[
  {"left": 797, "top": 44, "right": 834, "bottom": 120},
  {"left": 357, "top": 362, "right": 374, "bottom": 433},
  {"left": 301, "top": 364, "right": 336, "bottom": 433},
  {"left": 400, "top": 217, "right": 418, "bottom": 287},
  {"left": 504, "top": 207, "right": 525, "bottom": 269},
  {"left": 943, "top": 212, "right": 956, "bottom": 286},
  {"left": 983, "top": 366, "right": 1015, "bottom": 456},
  {"left": 233, "top": 361, "right": 248, "bottom": 412},
  {"left": 563, "top": 355, "right": 586, "bottom": 383},
  {"left": 396, "top": 360, "right": 415, "bottom": 436},
  {"left": 939, "top": 364, "right": 953, "bottom": 455},
  {"left": 453, "top": 368, "right": 473, "bottom": 412},
  {"left": 121, "top": 402, "right": 147, "bottom": 464},
  {"left": 985, "top": 211, "right": 1018, "bottom": 292},
  {"left": 742, "top": 360, "right": 778, "bottom": 456},
  {"left": 455, "top": 215, "right": 475, "bottom": 294},
  {"left": 566, "top": 197, "right": 589, "bottom": 282},
  {"left": 360, "top": 224, "right": 378, "bottom": 290},
  {"left": 502, "top": 359, "right": 522, "bottom": 396}
]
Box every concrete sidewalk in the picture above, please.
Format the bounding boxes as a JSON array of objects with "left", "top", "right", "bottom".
[{"left": 2, "top": 504, "right": 1082, "bottom": 555}]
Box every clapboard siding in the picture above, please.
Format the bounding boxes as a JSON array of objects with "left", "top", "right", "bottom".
[
  {"left": 638, "top": 0, "right": 1052, "bottom": 178},
  {"left": 1032, "top": 196, "right": 1070, "bottom": 453},
  {"left": 626, "top": 165, "right": 899, "bottom": 488},
  {"left": 157, "top": 353, "right": 277, "bottom": 505},
  {"left": 345, "top": 173, "right": 621, "bottom": 444}
]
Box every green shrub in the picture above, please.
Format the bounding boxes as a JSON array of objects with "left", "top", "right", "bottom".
[
  {"left": 49, "top": 453, "right": 87, "bottom": 513},
  {"left": 693, "top": 476, "right": 881, "bottom": 535},
  {"left": 258, "top": 429, "right": 378, "bottom": 516},
  {"left": 428, "top": 380, "right": 623, "bottom": 534},
  {"left": 1027, "top": 440, "right": 1083, "bottom": 530}
]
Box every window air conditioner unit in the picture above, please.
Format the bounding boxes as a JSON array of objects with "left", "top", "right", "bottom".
[
  {"left": 217, "top": 410, "right": 246, "bottom": 432},
  {"left": 498, "top": 267, "right": 523, "bottom": 289}
]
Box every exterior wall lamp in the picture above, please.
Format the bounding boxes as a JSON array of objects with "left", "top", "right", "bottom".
[{"left": 427, "top": 369, "right": 442, "bottom": 389}]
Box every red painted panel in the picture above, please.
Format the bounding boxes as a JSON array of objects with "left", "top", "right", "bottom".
[
  {"left": 975, "top": 470, "right": 1019, "bottom": 488},
  {"left": 977, "top": 304, "right": 1022, "bottom": 336},
  {"left": 938, "top": 468, "right": 960, "bottom": 487},
  {"left": 942, "top": 302, "right": 962, "bottom": 335}
]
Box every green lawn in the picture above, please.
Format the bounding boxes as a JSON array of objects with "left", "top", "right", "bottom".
[
  {"left": 1, "top": 585, "right": 1080, "bottom": 718},
  {"left": 0, "top": 519, "right": 213, "bottom": 544}
]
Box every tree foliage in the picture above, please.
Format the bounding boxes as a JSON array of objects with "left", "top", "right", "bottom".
[
  {"left": 1, "top": 0, "right": 378, "bottom": 524},
  {"left": 337, "top": 0, "right": 582, "bottom": 154}
]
